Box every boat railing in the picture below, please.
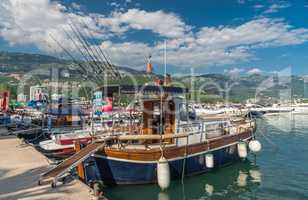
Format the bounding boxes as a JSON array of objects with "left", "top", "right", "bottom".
[
  {"left": 175, "top": 119, "right": 254, "bottom": 146},
  {"left": 106, "top": 119, "right": 255, "bottom": 149}
]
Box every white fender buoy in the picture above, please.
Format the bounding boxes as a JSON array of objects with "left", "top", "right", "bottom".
[
  {"left": 205, "top": 153, "right": 214, "bottom": 168},
  {"left": 157, "top": 156, "right": 170, "bottom": 190},
  {"left": 237, "top": 142, "right": 247, "bottom": 158},
  {"left": 248, "top": 140, "right": 262, "bottom": 153}
]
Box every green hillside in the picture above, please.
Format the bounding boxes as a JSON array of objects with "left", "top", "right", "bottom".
[{"left": 0, "top": 51, "right": 306, "bottom": 103}]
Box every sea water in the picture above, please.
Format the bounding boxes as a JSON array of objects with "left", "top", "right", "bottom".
[{"left": 103, "top": 114, "right": 308, "bottom": 200}]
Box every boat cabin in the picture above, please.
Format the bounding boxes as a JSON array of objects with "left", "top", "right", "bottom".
[
  {"left": 100, "top": 84, "right": 188, "bottom": 127},
  {"left": 45, "top": 103, "right": 89, "bottom": 128},
  {"left": 97, "top": 85, "right": 230, "bottom": 146}
]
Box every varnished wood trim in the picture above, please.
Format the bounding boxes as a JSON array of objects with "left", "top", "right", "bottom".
[{"left": 95, "top": 131, "right": 252, "bottom": 161}]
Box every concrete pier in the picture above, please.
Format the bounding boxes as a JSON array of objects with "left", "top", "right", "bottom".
[{"left": 0, "top": 137, "right": 93, "bottom": 200}]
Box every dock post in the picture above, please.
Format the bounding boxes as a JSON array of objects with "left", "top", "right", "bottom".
[
  {"left": 93, "top": 182, "right": 105, "bottom": 200},
  {"left": 74, "top": 140, "right": 85, "bottom": 181}
]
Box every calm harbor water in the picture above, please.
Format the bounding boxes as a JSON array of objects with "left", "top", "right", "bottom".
[{"left": 104, "top": 114, "right": 308, "bottom": 200}]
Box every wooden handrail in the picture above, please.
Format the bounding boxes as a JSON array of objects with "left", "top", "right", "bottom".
[{"left": 116, "top": 133, "right": 192, "bottom": 141}]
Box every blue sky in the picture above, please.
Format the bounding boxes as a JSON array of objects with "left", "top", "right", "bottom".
[{"left": 1, "top": 0, "right": 308, "bottom": 75}]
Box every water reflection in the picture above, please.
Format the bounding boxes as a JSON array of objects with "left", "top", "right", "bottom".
[
  {"left": 176, "top": 161, "right": 261, "bottom": 200},
  {"left": 105, "top": 161, "right": 261, "bottom": 200},
  {"left": 158, "top": 192, "right": 170, "bottom": 200},
  {"left": 249, "top": 169, "right": 262, "bottom": 183},
  {"left": 262, "top": 113, "right": 308, "bottom": 134}
]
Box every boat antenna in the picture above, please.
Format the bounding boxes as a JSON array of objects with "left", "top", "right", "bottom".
[
  {"left": 164, "top": 40, "right": 167, "bottom": 83},
  {"left": 145, "top": 53, "right": 153, "bottom": 75}
]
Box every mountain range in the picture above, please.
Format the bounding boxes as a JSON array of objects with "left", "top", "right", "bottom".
[{"left": 0, "top": 51, "right": 307, "bottom": 103}]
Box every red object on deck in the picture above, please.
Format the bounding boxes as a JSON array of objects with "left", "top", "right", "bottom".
[
  {"left": 38, "top": 93, "right": 42, "bottom": 101},
  {"left": 146, "top": 62, "right": 152, "bottom": 74},
  {"left": 101, "top": 97, "right": 113, "bottom": 112},
  {"left": 1, "top": 91, "right": 9, "bottom": 112},
  {"left": 58, "top": 137, "right": 93, "bottom": 145}
]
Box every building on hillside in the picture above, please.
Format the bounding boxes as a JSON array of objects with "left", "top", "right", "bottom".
[
  {"left": 17, "top": 93, "right": 27, "bottom": 102},
  {"left": 28, "top": 81, "right": 82, "bottom": 102},
  {"left": 29, "top": 85, "right": 48, "bottom": 101}
]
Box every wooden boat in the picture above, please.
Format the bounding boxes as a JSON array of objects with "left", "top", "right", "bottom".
[
  {"left": 87, "top": 85, "right": 259, "bottom": 185},
  {"left": 44, "top": 103, "right": 90, "bottom": 128},
  {"left": 0, "top": 112, "right": 11, "bottom": 125}
]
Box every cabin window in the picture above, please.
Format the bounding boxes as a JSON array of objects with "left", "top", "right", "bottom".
[
  {"left": 180, "top": 103, "right": 196, "bottom": 121},
  {"left": 179, "top": 103, "right": 188, "bottom": 121},
  {"left": 153, "top": 103, "right": 160, "bottom": 116},
  {"left": 152, "top": 102, "right": 163, "bottom": 134},
  {"left": 188, "top": 106, "right": 196, "bottom": 120}
]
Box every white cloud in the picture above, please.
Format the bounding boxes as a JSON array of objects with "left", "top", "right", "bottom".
[
  {"left": 142, "top": 17, "right": 308, "bottom": 68},
  {"left": 109, "top": 2, "right": 121, "bottom": 8},
  {"left": 0, "top": 0, "right": 105, "bottom": 54},
  {"left": 70, "top": 2, "right": 81, "bottom": 10},
  {"left": 264, "top": 2, "right": 291, "bottom": 14},
  {"left": 237, "top": 0, "right": 245, "bottom": 4},
  {"left": 254, "top": 4, "right": 264, "bottom": 9},
  {"left": 99, "top": 41, "right": 151, "bottom": 69},
  {"left": 196, "top": 18, "right": 308, "bottom": 50},
  {"left": 225, "top": 67, "right": 244, "bottom": 74},
  {"left": 98, "top": 9, "right": 191, "bottom": 38},
  {"left": 247, "top": 68, "right": 262, "bottom": 74}
]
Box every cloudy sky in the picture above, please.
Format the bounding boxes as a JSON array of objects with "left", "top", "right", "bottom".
[{"left": 0, "top": 0, "right": 308, "bottom": 75}]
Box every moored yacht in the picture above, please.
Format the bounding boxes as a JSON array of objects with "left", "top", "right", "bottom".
[
  {"left": 247, "top": 104, "right": 293, "bottom": 115},
  {"left": 88, "top": 85, "right": 260, "bottom": 186}
]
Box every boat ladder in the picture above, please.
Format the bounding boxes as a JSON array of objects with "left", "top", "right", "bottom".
[{"left": 38, "top": 141, "right": 106, "bottom": 187}]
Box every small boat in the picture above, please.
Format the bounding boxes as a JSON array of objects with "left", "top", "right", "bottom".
[
  {"left": 291, "top": 103, "right": 308, "bottom": 114},
  {"left": 3, "top": 114, "right": 43, "bottom": 141},
  {"left": 245, "top": 110, "right": 265, "bottom": 118},
  {"left": 36, "top": 122, "right": 131, "bottom": 159},
  {"left": 0, "top": 112, "right": 11, "bottom": 125},
  {"left": 190, "top": 104, "right": 224, "bottom": 116},
  {"left": 247, "top": 104, "right": 293, "bottom": 115},
  {"left": 36, "top": 129, "right": 94, "bottom": 159},
  {"left": 44, "top": 102, "right": 90, "bottom": 128}
]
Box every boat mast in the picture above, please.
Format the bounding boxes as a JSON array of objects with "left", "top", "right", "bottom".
[{"left": 164, "top": 40, "right": 167, "bottom": 84}]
